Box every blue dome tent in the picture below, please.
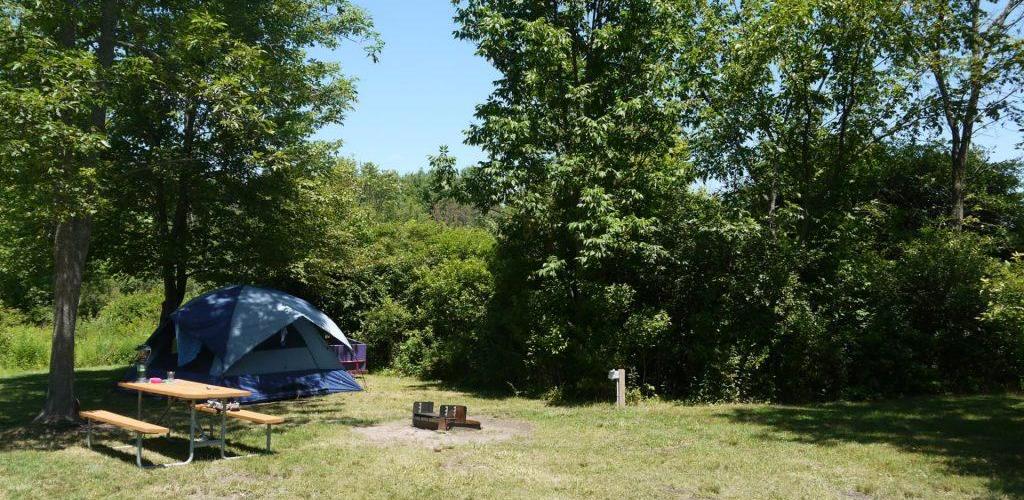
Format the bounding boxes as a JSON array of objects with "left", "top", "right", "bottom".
[{"left": 133, "top": 285, "right": 361, "bottom": 403}]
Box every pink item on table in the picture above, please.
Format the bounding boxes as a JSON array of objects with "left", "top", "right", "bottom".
[{"left": 149, "top": 377, "right": 162, "bottom": 383}]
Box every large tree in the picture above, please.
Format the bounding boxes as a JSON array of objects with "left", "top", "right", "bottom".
[
  {"left": 454, "top": 0, "right": 699, "bottom": 392},
  {"left": 693, "top": 0, "right": 921, "bottom": 224},
  {"left": 911, "top": 0, "right": 1024, "bottom": 227},
  {"left": 1, "top": 0, "right": 379, "bottom": 423},
  {"left": 0, "top": 0, "right": 118, "bottom": 424},
  {"left": 93, "top": 1, "right": 381, "bottom": 318}
]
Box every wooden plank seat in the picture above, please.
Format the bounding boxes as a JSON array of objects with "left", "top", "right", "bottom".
[
  {"left": 80, "top": 410, "right": 169, "bottom": 468},
  {"left": 80, "top": 410, "right": 169, "bottom": 434},
  {"left": 195, "top": 404, "right": 284, "bottom": 452},
  {"left": 195, "top": 405, "right": 285, "bottom": 425}
]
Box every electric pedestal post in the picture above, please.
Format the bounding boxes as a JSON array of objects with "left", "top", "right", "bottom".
[{"left": 609, "top": 368, "right": 626, "bottom": 407}]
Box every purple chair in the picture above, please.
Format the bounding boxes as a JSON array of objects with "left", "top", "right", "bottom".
[{"left": 329, "top": 342, "right": 367, "bottom": 374}]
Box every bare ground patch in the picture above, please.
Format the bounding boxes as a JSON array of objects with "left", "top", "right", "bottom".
[{"left": 353, "top": 417, "right": 532, "bottom": 449}]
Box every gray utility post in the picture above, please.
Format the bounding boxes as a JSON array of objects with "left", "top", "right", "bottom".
[{"left": 609, "top": 368, "right": 626, "bottom": 407}]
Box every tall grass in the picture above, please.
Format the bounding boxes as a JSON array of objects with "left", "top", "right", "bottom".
[{"left": 0, "top": 287, "right": 162, "bottom": 373}]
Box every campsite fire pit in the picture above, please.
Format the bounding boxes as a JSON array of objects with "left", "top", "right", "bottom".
[{"left": 412, "top": 402, "right": 481, "bottom": 431}]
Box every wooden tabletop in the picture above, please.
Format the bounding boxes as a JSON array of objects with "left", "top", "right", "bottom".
[{"left": 118, "top": 379, "right": 250, "bottom": 400}]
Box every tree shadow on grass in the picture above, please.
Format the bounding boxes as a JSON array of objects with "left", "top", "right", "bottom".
[
  {"left": 403, "top": 379, "right": 615, "bottom": 408},
  {"left": 256, "top": 397, "right": 379, "bottom": 428},
  {"left": 403, "top": 380, "right": 519, "bottom": 400},
  {"left": 0, "top": 367, "right": 134, "bottom": 451},
  {"left": 87, "top": 437, "right": 269, "bottom": 468},
  {"left": 0, "top": 367, "right": 132, "bottom": 429},
  {"left": 722, "top": 395, "right": 1024, "bottom": 497}
]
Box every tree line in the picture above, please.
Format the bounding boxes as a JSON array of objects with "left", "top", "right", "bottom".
[{"left": 0, "top": 0, "right": 1022, "bottom": 424}]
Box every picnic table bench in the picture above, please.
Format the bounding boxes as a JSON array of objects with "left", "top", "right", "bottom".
[
  {"left": 196, "top": 404, "right": 285, "bottom": 452},
  {"left": 80, "top": 410, "right": 169, "bottom": 468}
]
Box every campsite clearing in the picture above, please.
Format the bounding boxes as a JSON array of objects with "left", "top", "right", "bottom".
[
  {"left": 355, "top": 416, "right": 531, "bottom": 448},
  {"left": 0, "top": 367, "right": 1022, "bottom": 499}
]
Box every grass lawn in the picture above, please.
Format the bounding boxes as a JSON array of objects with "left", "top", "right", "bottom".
[{"left": 0, "top": 367, "right": 1022, "bottom": 499}]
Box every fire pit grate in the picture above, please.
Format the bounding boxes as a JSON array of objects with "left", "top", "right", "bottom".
[{"left": 412, "top": 402, "right": 481, "bottom": 431}]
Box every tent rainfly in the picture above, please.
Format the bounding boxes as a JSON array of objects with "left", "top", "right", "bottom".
[{"left": 133, "top": 285, "right": 361, "bottom": 403}]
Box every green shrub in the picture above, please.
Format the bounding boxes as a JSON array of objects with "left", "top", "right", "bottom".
[
  {"left": 375, "top": 256, "right": 497, "bottom": 379},
  {"left": 0, "top": 302, "right": 27, "bottom": 333},
  {"left": 403, "top": 257, "right": 494, "bottom": 379},
  {"left": 982, "top": 256, "right": 1024, "bottom": 328},
  {"left": 0, "top": 284, "right": 163, "bottom": 372},
  {"left": 980, "top": 256, "right": 1024, "bottom": 389},
  {"left": 309, "top": 219, "right": 495, "bottom": 339},
  {"left": 360, "top": 297, "right": 412, "bottom": 368},
  {"left": 392, "top": 328, "right": 431, "bottom": 377},
  {"left": 883, "top": 229, "right": 1000, "bottom": 393},
  {"left": 0, "top": 302, "right": 48, "bottom": 371},
  {"left": 76, "top": 286, "right": 162, "bottom": 367},
  {"left": 0, "top": 324, "right": 50, "bottom": 371}
]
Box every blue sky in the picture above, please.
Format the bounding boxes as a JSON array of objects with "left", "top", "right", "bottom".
[
  {"left": 313, "top": 1, "right": 1021, "bottom": 174},
  {"left": 311, "top": 1, "right": 497, "bottom": 173}
]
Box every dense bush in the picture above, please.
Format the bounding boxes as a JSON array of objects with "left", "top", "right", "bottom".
[
  {"left": 980, "top": 257, "right": 1024, "bottom": 386},
  {"left": 393, "top": 257, "right": 494, "bottom": 378},
  {"left": 336, "top": 222, "right": 496, "bottom": 377},
  {"left": 254, "top": 164, "right": 499, "bottom": 377},
  {"left": 0, "top": 301, "right": 50, "bottom": 371}
]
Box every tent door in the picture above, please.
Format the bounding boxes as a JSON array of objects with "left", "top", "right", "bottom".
[{"left": 223, "top": 320, "right": 342, "bottom": 376}]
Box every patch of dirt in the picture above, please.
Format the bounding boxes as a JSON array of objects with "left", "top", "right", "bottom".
[{"left": 353, "top": 417, "right": 532, "bottom": 449}]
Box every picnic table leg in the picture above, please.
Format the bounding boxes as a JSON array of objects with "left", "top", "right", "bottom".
[
  {"left": 219, "top": 399, "right": 230, "bottom": 458},
  {"left": 266, "top": 424, "right": 272, "bottom": 453},
  {"left": 135, "top": 433, "right": 144, "bottom": 468},
  {"left": 164, "top": 401, "right": 197, "bottom": 467},
  {"left": 85, "top": 419, "right": 92, "bottom": 449},
  {"left": 187, "top": 402, "right": 196, "bottom": 463},
  {"left": 136, "top": 391, "right": 142, "bottom": 420}
]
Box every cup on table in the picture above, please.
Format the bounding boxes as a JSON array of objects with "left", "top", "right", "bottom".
[{"left": 167, "top": 371, "right": 175, "bottom": 383}]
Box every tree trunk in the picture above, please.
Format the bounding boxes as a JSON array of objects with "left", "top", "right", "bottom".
[
  {"left": 944, "top": 0, "right": 981, "bottom": 230},
  {"left": 159, "top": 108, "right": 196, "bottom": 318},
  {"left": 36, "top": 216, "right": 92, "bottom": 425},
  {"left": 158, "top": 183, "right": 189, "bottom": 318},
  {"left": 161, "top": 266, "right": 187, "bottom": 319},
  {"left": 157, "top": 175, "right": 190, "bottom": 319},
  {"left": 36, "top": 0, "right": 117, "bottom": 425}
]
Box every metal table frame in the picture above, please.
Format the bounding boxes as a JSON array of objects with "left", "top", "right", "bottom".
[
  {"left": 140, "top": 394, "right": 233, "bottom": 467},
  {"left": 115, "top": 380, "right": 250, "bottom": 468}
]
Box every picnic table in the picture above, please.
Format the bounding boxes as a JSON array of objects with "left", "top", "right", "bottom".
[{"left": 114, "top": 379, "right": 250, "bottom": 467}]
